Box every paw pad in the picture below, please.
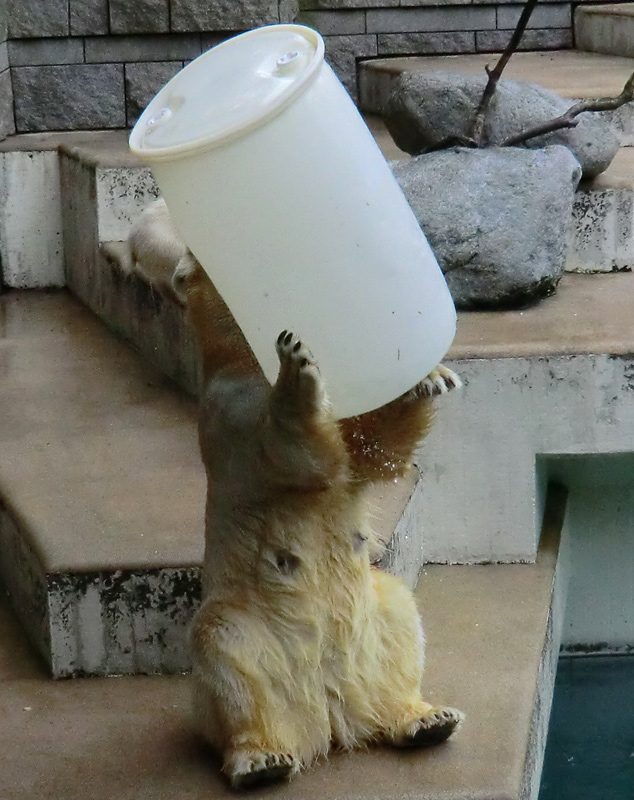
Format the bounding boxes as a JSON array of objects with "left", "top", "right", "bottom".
[{"left": 275, "top": 330, "right": 315, "bottom": 370}]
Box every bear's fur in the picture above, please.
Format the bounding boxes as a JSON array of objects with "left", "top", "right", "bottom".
[{"left": 125, "top": 199, "right": 464, "bottom": 789}]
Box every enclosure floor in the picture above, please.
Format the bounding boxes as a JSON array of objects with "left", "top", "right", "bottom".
[
  {"left": 0, "top": 526, "right": 558, "bottom": 800},
  {"left": 539, "top": 656, "right": 634, "bottom": 800}
]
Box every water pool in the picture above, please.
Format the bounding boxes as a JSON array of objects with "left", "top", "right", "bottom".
[{"left": 539, "top": 656, "right": 634, "bottom": 800}]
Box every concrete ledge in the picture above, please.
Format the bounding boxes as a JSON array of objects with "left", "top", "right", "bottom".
[
  {"left": 358, "top": 50, "right": 634, "bottom": 144},
  {"left": 420, "top": 273, "right": 634, "bottom": 563},
  {"left": 0, "top": 149, "right": 64, "bottom": 288},
  {"left": 0, "top": 291, "right": 204, "bottom": 676},
  {"left": 0, "top": 487, "right": 567, "bottom": 799},
  {"left": 568, "top": 147, "right": 634, "bottom": 273},
  {"left": 576, "top": 3, "right": 634, "bottom": 60}
]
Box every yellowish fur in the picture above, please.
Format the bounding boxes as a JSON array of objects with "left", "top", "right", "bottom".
[{"left": 126, "top": 199, "right": 464, "bottom": 789}]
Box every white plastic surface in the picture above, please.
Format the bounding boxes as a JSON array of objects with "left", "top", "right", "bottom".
[
  {"left": 130, "top": 25, "right": 456, "bottom": 419},
  {"left": 132, "top": 26, "right": 322, "bottom": 157}
]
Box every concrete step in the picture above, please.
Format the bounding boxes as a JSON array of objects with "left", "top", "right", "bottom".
[
  {"left": 0, "top": 290, "right": 203, "bottom": 677},
  {"left": 0, "top": 290, "right": 426, "bottom": 677},
  {"left": 0, "top": 131, "right": 156, "bottom": 290},
  {"left": 0, "top": 487, "right": 568, "bottom": 800},
  {"left": 358, "top": 50, "right": 634, "bottom": 146},
  {"left": 575, "top": 3, "right": 634, "bottom": 60},
  {"left": 568, "top": 146, "right": 634, "bottom": 273},
  {"left": 429, "top": 270, "right": 634, "bottom": 564}
]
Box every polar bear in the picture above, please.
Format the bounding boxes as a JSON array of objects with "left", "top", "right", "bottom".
[{"left": 124, "top": 199, "right": 463, "bottom": 789}]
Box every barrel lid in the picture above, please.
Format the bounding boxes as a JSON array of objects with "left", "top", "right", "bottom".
[{"left": 129, "top": 25, "right": 324, "bottom": 160}]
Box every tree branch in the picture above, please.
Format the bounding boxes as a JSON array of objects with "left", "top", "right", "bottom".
[
  {"left": 423, "top": 134, "right": 477, "bottom": 154},
  {"left": 468, "top": 0, "right": 540, "bottom": 146},
  {"left": 502, "top": 70, "right": 634, "bottom": 147}
]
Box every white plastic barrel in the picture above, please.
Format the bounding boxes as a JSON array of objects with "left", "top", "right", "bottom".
[{"left": 129, "top": 24, "right": 456, "bottom": 419}]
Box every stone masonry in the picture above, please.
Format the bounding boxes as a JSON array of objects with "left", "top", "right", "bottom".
[
  {"left": 0, "top": 0, "right": 13, "bottom": 139},
  {"left": 1, "top": 0, "right": 613, "bottom": 136}
]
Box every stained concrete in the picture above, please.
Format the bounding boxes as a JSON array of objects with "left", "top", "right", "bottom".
[
  {"left": 0, "top": 498, "right": 563, "bottom": 800},
  {"left": 567, "top": 147, "right": 634, "bottom": 273},
  {"left": 0, "top": 290, "right": 205, "bottom": 675}
]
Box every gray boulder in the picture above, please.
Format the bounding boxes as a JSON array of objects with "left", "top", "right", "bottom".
[
  {"left": 391, "top": 145, "right": 582, "bottom": 309},
  {"left": 385, "top": 71, "right": 620, "bottom": 178}
]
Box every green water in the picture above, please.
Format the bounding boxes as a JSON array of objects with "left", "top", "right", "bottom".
[{"left": 539, "top": 656, "right": 634, "bottom": 800}]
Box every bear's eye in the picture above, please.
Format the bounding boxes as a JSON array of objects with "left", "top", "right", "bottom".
[{"left": 276, "top": 551, "right": 300, "bottom": 575}]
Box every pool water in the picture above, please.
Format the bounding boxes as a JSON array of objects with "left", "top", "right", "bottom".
[{"left": 539, "top": 656, "right": 634, "bottom": 800}]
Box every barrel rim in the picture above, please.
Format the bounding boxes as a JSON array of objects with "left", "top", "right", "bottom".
[{"left": 129, "top": 24, "right": 325, "bottom": 163}]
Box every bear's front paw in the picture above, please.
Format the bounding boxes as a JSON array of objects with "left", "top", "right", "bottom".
[
  {"left": 393, "top": 706, "right": 464, "bottom": 748},
  {"left": 415, "top": 365, "right": 462, "bottom": 398},
  {"left": 276, "top": 330, "right": 317, "bottom": 374},
  {"left": 227, "top": 749, "right": 299, "bottom": 790}
]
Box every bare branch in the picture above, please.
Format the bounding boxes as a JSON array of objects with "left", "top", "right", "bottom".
[
  {"left": 468, "top": 0, "right": 539, "bottom": 146},
  {"left": 502, "top": 70, "right": 634, "bottom": 147},
  {"left": 423, "top": 134, "right": 477, "bottom": 154}
]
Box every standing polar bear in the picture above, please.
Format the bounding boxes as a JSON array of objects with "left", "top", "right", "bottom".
[{"left": 124, "top": 199, "right": 464, "bottom": 789}]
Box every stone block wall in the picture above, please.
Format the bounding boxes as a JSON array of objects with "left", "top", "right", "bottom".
[
  {"left": 2, "top": 0, "right": 609, "bottom": 136},
  {"left": 5, "top": 0, "right": 299, "bottom": 133},
  {"left": 299, "top": 0, "right": 575, "bottom": 96},
  {"left": 0, "top": 0, "right": 14, "bottom": 138}
]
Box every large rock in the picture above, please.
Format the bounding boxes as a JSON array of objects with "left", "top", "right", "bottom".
[
  {"left": 385, "top": 71, "right": 620, "bottom": 178},
  {"left": 391, "top": 145, "right": 582, "bottom": 309}
]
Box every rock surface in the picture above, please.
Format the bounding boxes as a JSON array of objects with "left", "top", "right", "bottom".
[
  {"left": 385, "top": 71, "right": 621, "bottom": 178},
  {"left": 391, "top": 145, "right": 582, "bottom": 309}
]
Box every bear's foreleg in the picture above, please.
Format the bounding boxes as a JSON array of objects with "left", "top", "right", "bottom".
[
  {"left": 340, "top": 365, "right": 461, "bottom": 484},
  {"left": 260, "top": 331, "right": 349, "bottom": 490}
]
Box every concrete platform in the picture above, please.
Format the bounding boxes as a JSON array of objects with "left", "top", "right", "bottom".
[
  {"left": 450, "top": 271, "right": 634, "bottom": 360},
  {"left": 568, "top": 146, "right": 634, "bottom": 273},
  {"left": 0, "top": 291, "right": 204, "bottom": 677},
  {"left": 358, "top": 50, "right": 634, "bottom": 144},
  {"left": 576, "top": 3, "right": 634, "bottom": 60},
  {"left": 0, "top": 490, "right": 566, "bottom": 800},
  {"left": 0, "top": 290, "right": 425, "bottom": 676}
]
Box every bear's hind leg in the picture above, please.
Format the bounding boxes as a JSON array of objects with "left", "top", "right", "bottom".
[
  {"left": 340, "top": 569, "right": 463, "bottom": 750},
  {"left": 191, "top": 601, "right": 329, "bottom": 789}
]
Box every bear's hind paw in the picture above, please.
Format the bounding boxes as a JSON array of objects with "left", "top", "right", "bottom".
[
  {"left": 393, "top": 706, "right": 464, "bottom": 748},
  {"left": 227, "top": 750, "right": 299, "bottom": 790}
]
